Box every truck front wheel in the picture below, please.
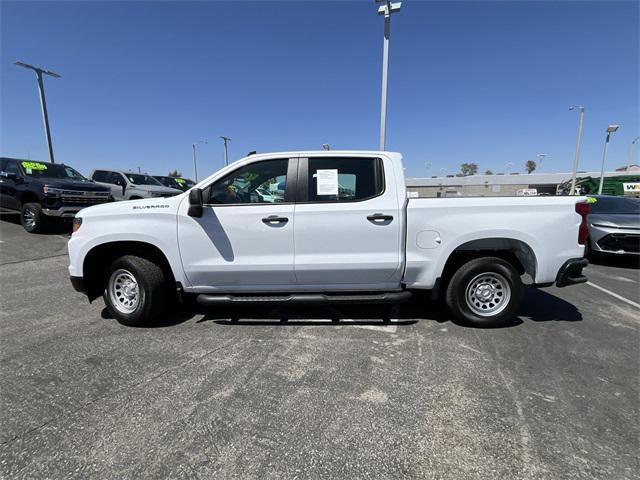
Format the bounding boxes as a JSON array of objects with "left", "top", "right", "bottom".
[
  {"left": 103, "top": 255, "right": 171, "bottom": 326},
  {"left": 21, "top": 203, "right": 47, "bottom": 233},
  {"left": 445, "top": 257, "right": 523, "bottom": 328}
]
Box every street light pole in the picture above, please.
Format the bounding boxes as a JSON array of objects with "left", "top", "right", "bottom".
[
  {"left": 192, "top": 140, "right": 208, "bottom": 182},
  {"left": 15, "top": 61, "right": 61, "bottom": 163},
  {"left": 220, "top": 136, "right": 231, "bottom": 166},
  {"left": 598, "top": 125, "right": 620, "bottom": 195},
  {"left": 627, "top": 136, "right": 640, "bottom": 171},
  {"left": 537, "top": 153, "right": 547, "bottom": 172},
  {"left": 569, "top": 105, "right": 585, "bottom": 195},
  {"left": 376, "top": 0, "right": 401, "bottom": 151}
]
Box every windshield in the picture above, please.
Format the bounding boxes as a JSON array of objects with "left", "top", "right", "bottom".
[
  {"left": 125, "top": 173, "right": 163, "bottom": 186},
  {"left": 21, "top": 161, "right": 89, "bottom": 181},
  {"left": 588, "top": 196, "right": 640, "bottom": 214}
]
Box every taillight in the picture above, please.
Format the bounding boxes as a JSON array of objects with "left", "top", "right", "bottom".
[
  {"left": 72, "top": 217, "right": 82, "bottom": 234},
  {"left": 575, "top": 202, "right": 590, "bottom": 245}
]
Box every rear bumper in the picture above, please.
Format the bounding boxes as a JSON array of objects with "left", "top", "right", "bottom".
[{"left": 555, "top": 258, "right": 588, "bottom": 288}]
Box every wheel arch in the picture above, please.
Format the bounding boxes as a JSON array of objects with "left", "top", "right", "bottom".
[
  {"left": 82, "top": 241, "right": 176, "bottom": 301},
  {"left": 18, "top": 191, "right": 41, "bottom": 207},
  {"left": 438, "top": 237, "right": 537, "bottom": 295}
]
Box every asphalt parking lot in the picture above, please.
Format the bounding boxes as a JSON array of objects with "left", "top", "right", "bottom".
[{"left": 1, "top": 213, "right": 638, "bottom": 479}]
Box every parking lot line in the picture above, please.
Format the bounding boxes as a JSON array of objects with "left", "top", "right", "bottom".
[{"left": 586, "top": 281, "right": 640, "bottom": 310}]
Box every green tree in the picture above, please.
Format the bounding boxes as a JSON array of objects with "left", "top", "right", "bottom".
[
  {"left": 460, "top": 163, "right": 478, "bottom": 176},
  {"left": 485, "top": 169, "right": 494, "bottom": 175},
  {"left": 168, "top": 169, "right": 182, "bottom": 178},
  {"left": 525, "top": 160, "right": 537, "bottom": 174}
]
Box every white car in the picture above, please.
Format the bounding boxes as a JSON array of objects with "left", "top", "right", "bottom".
[{"left": 68, "top": 151, "right": 589, "bottom": 328}]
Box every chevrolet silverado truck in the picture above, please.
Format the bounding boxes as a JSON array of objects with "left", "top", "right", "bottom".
[
  {"left": 0, "top": 157, "right": 111, "bottom": 233},
  {"left": 68, "top": 151, "right": 589, "bottom": 327}
]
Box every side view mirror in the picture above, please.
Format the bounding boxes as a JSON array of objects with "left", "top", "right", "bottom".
[
  {"left": 188, "top": 188, "right": 203, "bottom": 217},
  {"left": 1, "top": 171, "right": 18, "bottom": 180}
]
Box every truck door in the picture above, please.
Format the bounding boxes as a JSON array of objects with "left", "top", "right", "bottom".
[
  {"left": 0, "top": 159, "right": 22, "bottom": 211},
  {"left": 177, "top": 157, "right": 297, "bottom": 290},
  {"left": 293, "top": 156, "right": 403, "bottom": 287}
]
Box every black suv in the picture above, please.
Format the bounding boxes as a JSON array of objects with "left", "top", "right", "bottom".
[{"left": 0, "top": 157, "right": 111, "bottom": 233}]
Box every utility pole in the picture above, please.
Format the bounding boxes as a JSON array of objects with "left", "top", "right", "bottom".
[
  {"left": 569, "top": 106, "right": 585, "bottom": 195},
  {"left": 192, "top": 140, "right": 208, "bottom": 182},
  {"left": 220, "top": 136, "right": 231, "bottom": 166},
  {"left": 598, "top": 125, "right": 620, "bottom": 195},
  {"left": 15, "top": 61, "right": 61, "bottom": 163},
  {"left": 375, "top": 0, "right": 401, "bottom": 151},
  {"left": 628, "top": 136, "right": 640, "bottom": 171}
]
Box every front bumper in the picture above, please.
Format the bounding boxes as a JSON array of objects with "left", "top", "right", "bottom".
[
  {"left": 43, "top": 206, "right": 84, "bottom": 218},
  {"left": 555, "top": 258, "right": 588, "bottom": 288}
]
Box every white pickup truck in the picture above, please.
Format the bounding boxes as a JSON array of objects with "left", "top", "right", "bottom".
[{"left": 68, "top": 151, "right": 589, "bottom": 327}]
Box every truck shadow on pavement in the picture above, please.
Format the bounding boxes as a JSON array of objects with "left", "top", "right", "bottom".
[
  {"left": 0, "top": 211, "right": 72, "bottom": 235},
  {"left": 193, "top": 287, "right": 582, "bottom": 328},
  {"left": 100, "top": 286, "right": 582, "bottom": 329}
]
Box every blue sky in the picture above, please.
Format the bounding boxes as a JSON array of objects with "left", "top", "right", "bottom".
[{"left": 1, "top": 0, "right": 638, "bottom": 179}]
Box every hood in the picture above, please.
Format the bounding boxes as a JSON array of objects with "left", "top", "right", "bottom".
[
  {"left": 132, "top": 184, "right": 183, "bottom": 194},
  {"left": 29, "top": 178, "right": 110, "bottom": 192},
  {"left": 589, "top": 213, "right": 640, "bottom": 229},
  {"left": 78, "top": 195, "right": 183, "bottom": 218}
]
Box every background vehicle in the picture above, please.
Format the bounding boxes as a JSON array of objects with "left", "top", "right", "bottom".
[
  {"left": 91, "top": 170, "right": 182, "bottom": 200},
  {"left": 153, "top": 175, "right": 196, "bottom": 192},
  {"left": 0, "top": 157, "right": 111, "bottom": 233},
  {"left": 69, "top": 151, "right": 588, "bottom": 328},
  {"left": 585, "top": 195, "right": 640, "bottom": 257}
]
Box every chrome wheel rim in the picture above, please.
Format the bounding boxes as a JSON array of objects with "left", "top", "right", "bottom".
[
  {"left": 108, "top": 269, "right": 141, "bottom": 314},
  {"left": 465, "top": 272, "right": 511, "bottom": 317},
  {"left": 23, "top": 209, "right": 36, "bottom": 228}
]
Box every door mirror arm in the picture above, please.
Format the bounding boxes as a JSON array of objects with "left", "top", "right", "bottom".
[{"left": 188, "top": 188, "right": 204, "bottom": 217}]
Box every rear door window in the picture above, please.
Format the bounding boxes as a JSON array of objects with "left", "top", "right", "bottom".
[{"left": 305, "top": 157, "right": 384, "bottom": 203}]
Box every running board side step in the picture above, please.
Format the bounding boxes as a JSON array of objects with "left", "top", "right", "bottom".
[{"left": 197, "top": 291, "right": 412, "bottom": 306}]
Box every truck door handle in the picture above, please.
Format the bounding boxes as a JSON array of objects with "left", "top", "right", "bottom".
[
  {"left": 262, "top": 215, "right": 288, "bottom": 225},
  {"left": 367, "top": 213, "right": 393, "bottom": 223}
]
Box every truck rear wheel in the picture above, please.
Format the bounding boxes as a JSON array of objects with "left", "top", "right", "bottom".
[
  {"left": 445, "top": 257, "right": 523, "bottom": 328},
  {"left": 103, "top": 255, "right": 171, "bottom": 327},
  {"left": 21, "top": 203, "right": 47, "bottom": 233}
]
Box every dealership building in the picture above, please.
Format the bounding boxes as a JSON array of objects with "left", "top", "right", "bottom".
[{"left": 406, "top": 166, "right": 640, "bottom": 197}]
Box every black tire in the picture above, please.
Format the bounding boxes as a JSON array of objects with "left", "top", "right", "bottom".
[
  {"left": 20, "top": 202, "right": 47, "bottom": 233},
  {"left": 103, "top": 255, "right": 172, "bottom": 327},
  {"left": 445, "top": 257, "right": 523, "bottom": 328}
]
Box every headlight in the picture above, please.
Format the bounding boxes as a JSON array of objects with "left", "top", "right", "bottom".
[
  {"left": 43, "top": 185, "right": 63, "bottom": 196},
  {"left": 72, "top": 217, "right": 82, "bottom": 234}
]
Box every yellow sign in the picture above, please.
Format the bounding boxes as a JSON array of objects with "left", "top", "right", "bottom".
[{"left": 21, "top": 161, "right": 48, "bottom": 171}]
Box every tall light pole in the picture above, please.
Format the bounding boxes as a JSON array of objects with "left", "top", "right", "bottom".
[
  {"left": 376, "top": 0, "right": 401, "bottom": 151},
  {"left": 506, "top": 162, "right": 513, "bottom": 174},
  {"left": 627, "top": 136, "right": 640, "bottom": 171},
  {"left": 598, "top": 125, "right": 620, "bottom": 195},
  {"left": 15, "top": 61, "right": 61, "bottom": 163},
  {"left": 569, "top": 105, "right": 585, "bottom": 195},
  {"left": 192, "top": 140, "right": 208, "bottom": 182},
  {"left": 220, "top": 136, "right": 231, "bottom": 166},
  {"left": 537, "top": 153, "right": 548, "bottom": 171}
]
